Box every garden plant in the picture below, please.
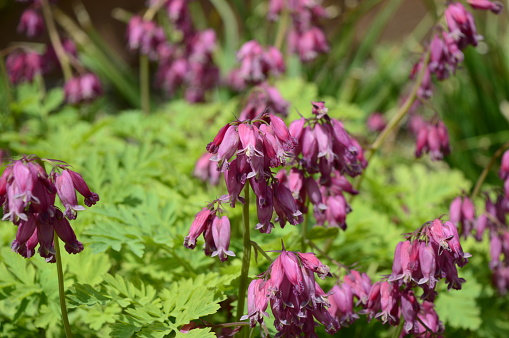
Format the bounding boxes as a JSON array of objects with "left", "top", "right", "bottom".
[{"left": 1, "top": 0, "right": 509, "bottom": 337}]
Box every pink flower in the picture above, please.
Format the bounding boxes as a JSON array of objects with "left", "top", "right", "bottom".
[
  {"left": 18, "top": 8, "right": 45, "bottom": 37},
  {"left": 5, "top": 50, "right": 42, "bottom": 84},
  {"left": 467, "top": 0, "right": 504, "bottom": 14},
  {"left": 243, "top": 249, "right": 339, "bottom": 336},
  {"left": 2, "top": 156, "right": 96, "bottom": 260},
  {"left": 445, "top": 2, "right": 481, "bottom": 49},
  {"left": 64, "top": 73, "right": 103, "bottom": 104},
  {"left": 211, "top": 215, "right": 235, "bottom": 262}
]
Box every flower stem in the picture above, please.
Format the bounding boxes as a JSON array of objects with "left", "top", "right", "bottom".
[
  {"left": 54, "top": 234, "right": 73, "bottom": 338},
  {"left": 274, "top": 4, "right": 290, "bottom": 51},
  {"left": 140, "top": 54, "right": 150, "bottom": 115},
  {"left": 353, "top": 49, "right": 431, "bottom": 195},
  {"left": 41, "top": 0, "right": 72, "bottom": 81},
  {"left": 236, "top": 188, "right": 251, "bottom": 323},
  {"left": 470, "top": 140, "right": 509, "bottom": 200}
]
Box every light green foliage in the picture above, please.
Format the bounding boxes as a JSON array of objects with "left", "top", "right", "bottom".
[
  {"left": 0, "top": 74, "right": 502, "bottom": 338},
  {"left": 435, "top": 271, "right": 483, "bottom": 330}
]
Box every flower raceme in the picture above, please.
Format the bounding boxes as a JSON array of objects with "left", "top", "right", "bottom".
[
  {"left": 183, "top": 199, "right": 235, "bottom": 262},
  {"left": 0, "top": 156, "right": 99, "bottom": 261},
  {"left": 241, "top": 249, "right": 339, "bottom": 337}
]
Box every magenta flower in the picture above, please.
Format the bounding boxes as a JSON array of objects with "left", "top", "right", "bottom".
[
  {"left": 64, "top": 73, "right": 103, "bottom": 104},
  {"left": 289, "top": 27, "right": 329, "bottom": 62},
  {"left": 445, "top": 2, "right": 480, "bottom": 49},
  {"left": 449, "top": 195, "right": 476, "bottom": 238},
  {"left": 467, "top": 0, "right": 504, "bottom": 13},
  {"left": 239, "top": 84, "right": 289, "bottom": 120},
  {"left": 127, "top": 16, "right": 166, "bottom": 59},
  {"left": 194, "top": 152, "right": 221, "bottom": 186},
  {"left": 414, "top": 119, "right": 451, "bottom": 161},
  {"left": 1, "top": 156, "right": 98, "bottom": 261},
  {"left": 5, "top": 50, "right": 42, "bottom": 84},
  {"left": 233, "top": 41, "right": 285, "bottom": 85},
  {"left": 18, "top": 8, "right": 45, "bottom": 37},
  {"left": 184, "top": 207, "right": 213, "bottom": 249},
  {"left": 210, "top": 215, "right": 235, "bottom": 262},
  {"left": 242, "top": 248, "right": 339, "bottom": 336},
  {"left": 367, "top": 113, "right": 387, "bottom": 132}
]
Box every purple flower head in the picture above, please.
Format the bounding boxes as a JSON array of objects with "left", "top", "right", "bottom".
[
  {"left": 467, "top": 0, "right": 504, "bottom": 14},
  {"left": 235, "top": 41, "right": 285, "bottom": 84},
  {"left": 127, "top": 16, "right": 166, "bottom": 59},
  {"left": 428, "top": 32, "right": 463, "bottom": 80},
  {"left": 414, "top": 119, "right": 451, "bottom": 161},
  {"left": 184, "top": 207, "right": 213, "bottom": 249},
  {"left": 328, "top": 283, "right": 359, "bottom": 325},
  {"left": 445, "top": 2, "right": 481, "bottom": 49},
  {"left": 2, "top": 157, "right": 95, "bottom": 260},
  {"left": 194, "top": 152, "right": 221, "bottom": 186},
  {"left": 343, "top": 270, "right": 372, "bottom": 305},
  {"left": 64, "top": 73, "right": 103, "bottom": 104},
  {"left": 500, "top": 150, "right": 509, "bottom": 180},
  {"left": 367, "top": 112, "right": 387, "bottom": 132},
  {"left": 18, "top": 8, "right": 45, "bottom": 37},
  {"left": 289, "top": 26, "right": 329, "bottom": 62},
  {"left": 240, "top": 279, "right": 270, "bottom": 326},
  {"left": 239, "top": 84, "right": 289, "bottom": 120},
  {"left": 243, "top": 248, "right": 338, "bottom": 336},
  {"left": 410, "top": 59, "right": 433, "bottom": 99},
  {"left": 272, "top": 180, "right": 303, "bottom": 227},
  {"left": 210, "top": 215, "right": 235, "bottom": 262},
  {"left": 64, "top": 169, "right": 100, "bottom": 207},
  {"left": 165, "top": 0, "right": 194, "bottom": 37},
  {"left": 449, "top": 195, "right": 476, "bottom": 238},
  {"left": 55, "top": 170, "right": 86, "bottom": 220},
  {"left": 6, "top": 50, "right": 42, "bottom": 84}
]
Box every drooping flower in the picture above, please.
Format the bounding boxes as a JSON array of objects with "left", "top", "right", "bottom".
[
  {"left": 64, "top": 73, "right": 103, "bottom": 104},
  {"left": 18, "top": 8, "right": 45, "bottom": 37},
  {"left": 242, "top": 248, "right": 339, "bottom": 336},
  {"left": 1, "top": 156, "right": 98, "bottom": 261},
  {"left": 5, "top": 50, "right": 42, "bottom": 84},
  {"left": 445, "top": 2, "right": 481, "bottom": 49},
  {"left": 467, "top": 0, "right": 504, "bottom": 14}
]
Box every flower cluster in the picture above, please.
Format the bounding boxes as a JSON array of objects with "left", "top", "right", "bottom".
[
  {"left": 327, "top": 270, "right": 372, "bottom": 326},
  {"left": 6, "top": 1, "right": 103, "bottom": 104},
  {"left": 413, "top": 118, "right": 451, "bottom": 161},
  {"left": 449, "top": 194, "right": 476, "bottom": 238},
  {"left": 127, "top": 2, "right": 220, "bottom": 102},
  {"left": 366, "top": 112, "right": 387, "bottom": 132},
  {"left": 268, "top": 0, "right": 330, "bottom": 62},
  {"left": 229, "top": 40, "right": 285, "bottom": 87},
  {"left": 64, "top": 73, "right": 103, "bottom": 104},
  {"left": 360, "top": 217, "right": 469, "bottom": 335},
  {"left": 413, "top": 1, "right": 503, "bottom": 99},
  {"left": 475, "top": 193, "right": 509, "bottom": 294},
  {"left": 0, "top": 156, "right": 99, "bottom": 262},
  {"left": 277, "top": 101, "right": 365, "bottom": 229},
  {"left": 183, "top": 197, "right": 235, "bottom": 262},
  {"left": 241, "top": 249, "right": 339, "bottom": 337},
  {"left": 239, "top": 83, "right": 289, "bottom": 120}
]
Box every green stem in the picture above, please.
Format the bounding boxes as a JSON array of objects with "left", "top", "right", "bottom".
[
  {"left": 140, "top": 55, "right": 150, "bottom": 115},
  {"left": 236, "top": 188, "right": 251, "bottom": 323},
  {"left": 301, "top": 202, "right": 310, "bottom": 252},
  {"left": 353, "top": 49, "right": 431, "bottom": 195},
  {"left": 41, "top": 0, "right": 72, "bottom": 81},
  {"left": 470, "top": 140, "right": 509, "bottom": 200},
  {"left": 274, "top": 4, "right": 290, "bottom": 52},
  {"left": 54, "top": 234, "right": 73, "bottom": 338},
  {"left": 250, "top": 240, "right": 273, "bottom": 263}
]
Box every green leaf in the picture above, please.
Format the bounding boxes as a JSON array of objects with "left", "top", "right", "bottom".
[{"left": 435, "top": 271, "right": 482, "bottom": 330}]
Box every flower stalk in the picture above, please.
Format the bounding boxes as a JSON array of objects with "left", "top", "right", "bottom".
[
  {"left": 40, "top": 0, "right": 72, "bottom": 81},
  {"left": 470, "top": 140, "right": 509, "bottom": 200},
  {"left": 54, "top": 234, "right": 73, "bottom": 338},
  {"left": 354, "top": 49, "right": 431, "bottom": 194},
  {"left": 236, "top": 188, "right": 251, "bottom": 323}
]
